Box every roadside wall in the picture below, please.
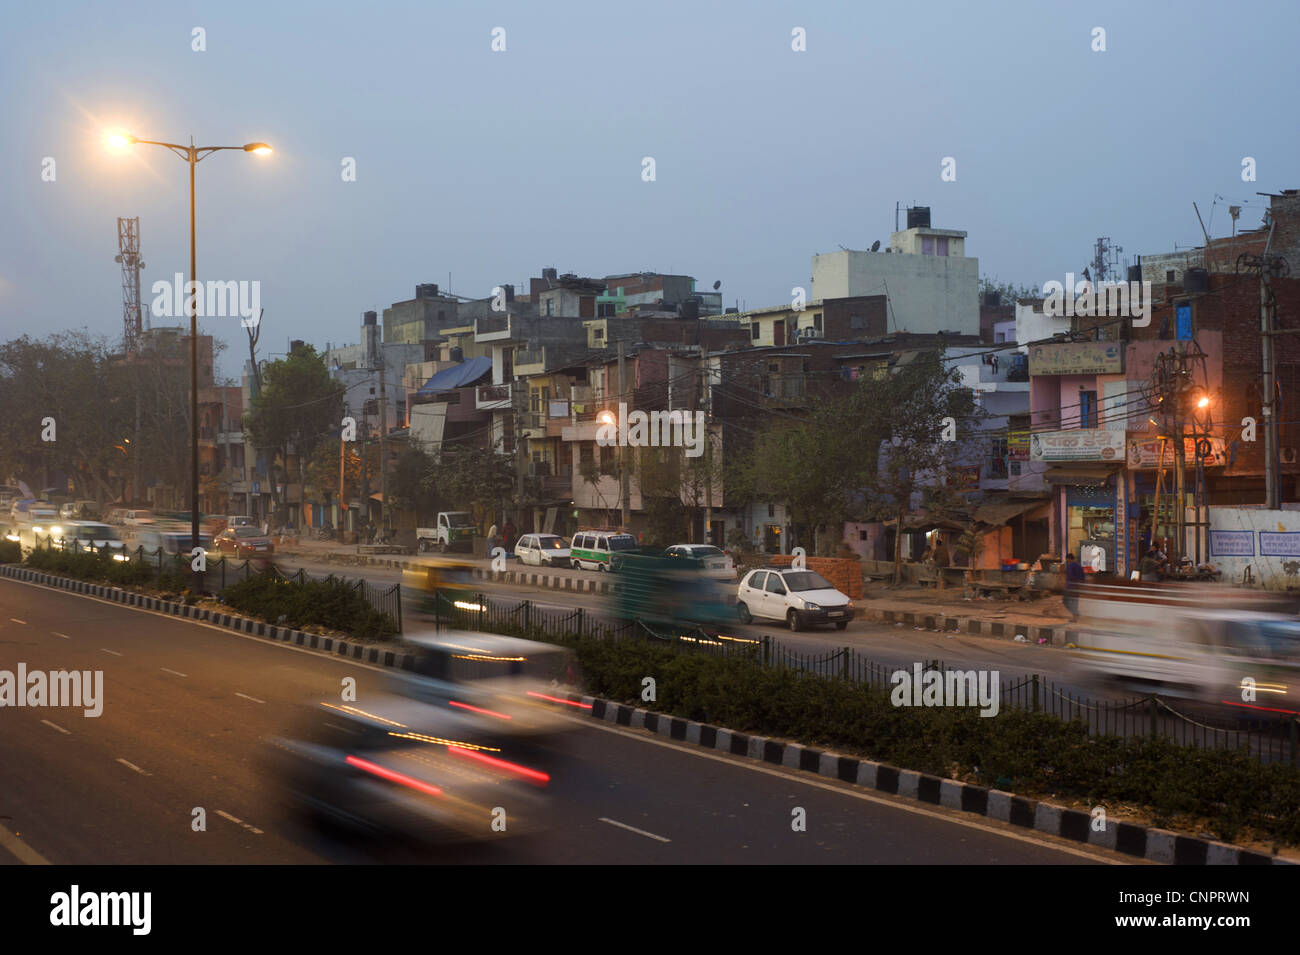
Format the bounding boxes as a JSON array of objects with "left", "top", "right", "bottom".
[{"left": 1207, "top": 506, "right": 1300, "bottom": 589}]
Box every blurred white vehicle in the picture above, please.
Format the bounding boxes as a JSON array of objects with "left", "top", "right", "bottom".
[{"left": 1071, "top": 580, "right": 1300, "bottom": 718}]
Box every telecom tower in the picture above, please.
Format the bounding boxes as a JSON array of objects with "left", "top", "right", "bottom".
[
  {"left": 115, "top": 217, "right": 145, "bottom": 352},
  {"left": 1091, "top": 236, "right": 1123, "bottom": 286}
]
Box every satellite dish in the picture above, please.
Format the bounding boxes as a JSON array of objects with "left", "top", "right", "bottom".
[
  {"left": 712, "top": 280, "right": 721, "bottom": 290},
  {"left": 871, "top": 240, "right": 881, "bottom": 252}
]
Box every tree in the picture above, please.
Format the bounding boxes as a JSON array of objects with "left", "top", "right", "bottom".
[
  {"left": 846, "top": 351, "right": 985, "bottom": 583},
  {"left": 979, "top": 276, "right": 1040, "bottom": 305},
  {"left": 244, "top": 345, "right": 344, "bottom": 524}
]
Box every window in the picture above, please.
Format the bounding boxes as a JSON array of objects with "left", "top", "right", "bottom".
[
  {"left": 599, "top": 445, "right": 615, "bottom": 474},
  {"left": 1080, "top": 390, "right": 1098, "bottom": 429},
  {"left": 989, "top": 435, "right": 1009, "bottom": 478},
  {"left": 765, "top": 574, "right": 787, "bottom": 595},
  {"left": 1166, "top": 270, "right": 1176, "bottom": 283},
  {"left": 813, "top": 313, "right": 822, "bottom": 331},
  {"left": 545, "top": 299, "right": 555, "bottom": 316},
  {"left": 850, "top": 314, "right": 865, "bottom": 330},
  {"left": 768, "top": 504, "right": 775, "bottom": 518},
  {"left": 593, "top": 328, "right": 604, "bottom": 341},
  {"left": 936, "top": 237, "right": 949, "bottom": 256},
  {"left": 751, "top": 323, "right": 760, "bottom": 340}
]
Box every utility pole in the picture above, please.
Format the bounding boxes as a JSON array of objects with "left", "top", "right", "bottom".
[
  {"left": 617, "top": 340, "right": 629, "bottom": 529},
  {"left": 379, "top": 365, "right": 388, "bottom": 535},
  {"left": 1173, "top": 358, "right": 1187, "bottom": 563},
  {"left": 1261, "top": 221, "right": 1280, "bottom": 509},
  {"left": 514, "top": 378, "right": 527, "bottom": 519},
  {"left": 701, "top": 345, "right": 713, "bottom": 546}
]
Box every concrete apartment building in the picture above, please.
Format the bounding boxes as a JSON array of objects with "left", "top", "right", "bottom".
[{"left": 810, "top": 206, "right": 980, "bottom": 336}]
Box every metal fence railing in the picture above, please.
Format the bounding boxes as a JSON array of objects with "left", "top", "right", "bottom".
[{"left": 423, "top": 587, "right": 1300, "bottom": 767}]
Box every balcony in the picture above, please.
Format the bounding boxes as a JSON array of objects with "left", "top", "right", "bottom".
[
  {"left": 474, "top": 315, "right": 515, "bottom": 342},
  {"left": 476, "top": 384, "right": 511, "bottom": 410}
]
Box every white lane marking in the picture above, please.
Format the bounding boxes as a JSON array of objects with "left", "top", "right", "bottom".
[
  {"left": 160, "top": 667, "right": 188, "bottom": 678},
  {"left": 51, "top": 632, "right": 70, "bottom": 639},
  {"left": 100, "top": 648, "right": 122, "bottom": 657},
  {"left": 40, "top": 719, "right": 70, "bottom": 735},
  {"left": 215, "top": 810, "right": 264, "bottom": 835},
  {"left": 116, "top": 758, "right": 150, "bottom": 776},
  {"left": 0, "top": 822, "right": 50, "bottom": 865},
  {"left": 235, "top": 692, "right": 265, "bottom": 704},
  {"left": 557, "top": 714, "right": 1135, "bottom": 865},
  {"left": 9, "top": 618, "right": 26, "bottom": 624},
  {"left": 598, "top": 817, "right": 671, "bottom": 843}
]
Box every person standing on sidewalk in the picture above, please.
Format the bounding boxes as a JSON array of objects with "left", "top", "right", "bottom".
[
  {"left": 933, "top": 535, "right": 950, "bottom": 590},
  {"left": 1064, "top": 552, "right": 1085, "bottom": 620},
  {"left": 487, "top": 521, "right": 499, "bottom": 555}
]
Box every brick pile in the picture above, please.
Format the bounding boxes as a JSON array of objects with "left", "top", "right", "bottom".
[{"left": 768, "top": 554, "right": 863, "bottom": 599}]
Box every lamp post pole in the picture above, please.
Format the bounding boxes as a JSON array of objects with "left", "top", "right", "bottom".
[{"left": 110, "top": 134, "right": 271, "bottom": 592}]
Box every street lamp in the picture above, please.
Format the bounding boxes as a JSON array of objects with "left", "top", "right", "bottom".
[{"left": 110, "top": 132, "right": 271, "bottom": 592}]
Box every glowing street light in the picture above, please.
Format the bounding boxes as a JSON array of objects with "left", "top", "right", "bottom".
[{"left": 108, "top": 131, "right": 272, "bottom": 592}]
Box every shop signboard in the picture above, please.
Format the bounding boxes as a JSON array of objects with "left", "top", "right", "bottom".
[
  {"left": 1008, "top": 429, "right": 1030, "bottom": 461},
  {"left": 1027, "top": 341, "right": 1123, "bottom": 376},
  {"left": 1127, "top": 435, "right": 1227, "bottom": 468},
  {"left": 1030, "top": 429, "right": 1125, "bottom": 462}
]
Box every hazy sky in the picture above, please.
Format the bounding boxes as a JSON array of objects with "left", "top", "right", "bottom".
[{"left": 2, "top": 0, "right": 1297, "bottom": 380}]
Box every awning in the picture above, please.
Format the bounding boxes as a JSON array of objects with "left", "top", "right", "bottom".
[
  {"left": 973, "top": 499, "right": 1051, "bottom": 525},
  {"left": 1043, "top": 467, "right": 1120, "bottom": 486},
  {"left": 883, "top": 516, "right": 966, "bottom": 531},
  {"left": 416, "top": 356, "right": 492, "bottom": 395}
]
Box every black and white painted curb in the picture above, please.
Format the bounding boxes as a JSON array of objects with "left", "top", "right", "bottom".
[
  {"left": 9, "top": 562, "right": 1279, "bottom": 864},
  {"left": 318, "top": 553, "right": 1077, "bottom": 645},
  {"left": 0, "top": 564, "right": 419, "bottom": 671},
  {"left": 569, "top": 694, "right": 1294, "bottom": 867}
]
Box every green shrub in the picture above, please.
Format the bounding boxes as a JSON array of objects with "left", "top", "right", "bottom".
[
  {"left": 24, "top": 546, "right": 187, "bottom": 589},
  {"left": 0, "top": 539, "right": 20, "bottom": 563},
  {"left": 510, "top": 632, "right": 1300, "bottom": 846},
  {"left": 220, "top": 574, "right": 397, "bottom": 640}
]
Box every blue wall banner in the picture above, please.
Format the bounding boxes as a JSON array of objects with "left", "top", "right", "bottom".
[
  {"left": 1209, "top": 530, "right": 1255, "bottom": 557},
  {"left": 1259, "top": 531, "right": 1300, "bottom": 557}
]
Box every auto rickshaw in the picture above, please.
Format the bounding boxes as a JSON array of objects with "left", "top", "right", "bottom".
[{"left": 401, "top": 556, "right": 484, "bottom": 625}]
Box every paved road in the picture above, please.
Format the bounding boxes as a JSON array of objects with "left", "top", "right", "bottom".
[{"left": 0, "top": 576, "right": 1113, "bottom": 865}]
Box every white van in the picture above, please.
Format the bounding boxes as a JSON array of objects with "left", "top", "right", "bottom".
[
  {"left": 515, "top": 534, "right": 570, "bottom": 567},
  {"left": 569, "top": 530, "right": 637, "bottom": 572}
]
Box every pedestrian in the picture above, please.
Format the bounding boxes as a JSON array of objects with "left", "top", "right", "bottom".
[
  {"left": 933, "top": 535, "right": 950, "bottom": 590},
  {"left": 502, "top": 518, "right": 517, "bottom": 551},
  {"left": 487, "top": 521, "right": 499, "bottom": 555},
  {"left": 1064, "top": 552, "right": 1085, "bottom": 620}
]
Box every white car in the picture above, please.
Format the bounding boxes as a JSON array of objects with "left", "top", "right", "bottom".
[
  {"left": 663, "top": 544, "right": 735, "bottom": 580},
  {"left": 514, "top": 533, "right": 570, "bottom": 567},
  {"left": 736, "top": 567, "right": 855, "bottom": 631}
]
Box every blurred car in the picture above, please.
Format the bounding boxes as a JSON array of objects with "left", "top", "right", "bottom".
[
  {"left": 213, "top": 525, "right": 275, "bottom": 558},
  {"left": 59, "top": 500, "right": 101, "bottom": 521},
  {"left": 122, "top": 509, "right": 156, "bottom": 527},
  {"left": 662, "top": 544, "right": 735, "bottom": 580},
  {"left": 514, "top": 533, "right": 570, "bottom": 567},
  {"left": 41, "top": 521, "right": 128, "bottom": 559},
  {"left": 570, "top": 530, "right": 637, "bottom": 572},
  {"left": 136, "top": 527, "right": 214, "bottom": 557},
  {"left": 265, "top": 631, "right": 574, "bottom": 845},
  {"left": 736, "top": 567, "right": 855, "bottom": 631}
]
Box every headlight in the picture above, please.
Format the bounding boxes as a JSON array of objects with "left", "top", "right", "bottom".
[
  {"left": 32, "top": 526, "right": 41, "bottom": 533},
  {"left": 805, "top": 602, "right": 822, "bottom": 611},
  {"left": 112, "top": 553, "right": 130, "bottom": 562},
  {"left": 50, "top": 526, "right": 63, "bottom": 536}
]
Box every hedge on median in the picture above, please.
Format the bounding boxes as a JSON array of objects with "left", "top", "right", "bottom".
[
  {"left": 24, "top": 546, "right": 190, "bottom": 591},
  {"left": 543, "top": 633, "right": 1300, "bottom": 847},
  {"left": 219, "top": 573, "right": 398, "bottom": 641}
]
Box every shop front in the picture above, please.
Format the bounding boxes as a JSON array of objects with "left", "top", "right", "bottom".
[{"left": 1032, "top": 428, "right": 1128, "bottom": 577}]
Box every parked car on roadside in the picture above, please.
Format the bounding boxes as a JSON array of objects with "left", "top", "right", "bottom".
[
  {"left": 736, "top": 567, "right": 855, "bottom": 631},
  {"left": 662, "top": 544, "right": 736, "bottom": 580},
  {"left": 514, "top": 534, "right": 570, "bottom": 567},
  {"left": 213, "top": 525, "right": 275, "bottom": 558}
]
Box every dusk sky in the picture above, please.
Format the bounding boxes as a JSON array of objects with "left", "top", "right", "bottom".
[{"left": 3, "top": 0, "right": 1296, "bottom": 379}]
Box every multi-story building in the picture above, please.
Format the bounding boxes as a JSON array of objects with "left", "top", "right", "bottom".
[{"left": 810, "top": 206, "right": 981, "bottom": 336}]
